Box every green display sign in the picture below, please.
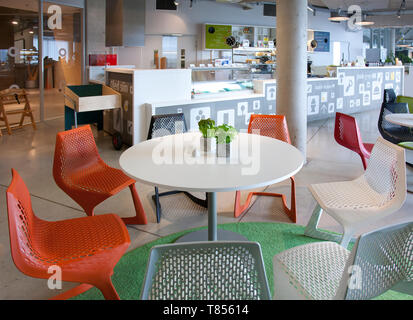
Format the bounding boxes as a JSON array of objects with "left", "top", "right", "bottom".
[{"left": 205, "top": 24, "right": 233, "bottom": 50}]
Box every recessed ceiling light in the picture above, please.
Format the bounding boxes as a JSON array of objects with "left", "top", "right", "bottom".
[
  {"left": 11, "top": 20, "right": 18, "bottom": 25},
  {"left": 29, "top": 30, "right": 34, "bottom": 34}
]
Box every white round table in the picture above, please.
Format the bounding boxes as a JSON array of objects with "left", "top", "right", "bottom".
[
  {"left": 385, "top": 114, "right": 413, "bottom": 128},
  {"left": 119, "top": 132, "right": 304, "bottom": 241}
]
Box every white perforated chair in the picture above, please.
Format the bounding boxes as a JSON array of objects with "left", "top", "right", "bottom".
[
  {"left": 273, "top": 222, "right": 413, "bottom": 300},
  {"left": 140, "top": 241, "right": 271, "bottom": 300},
  {"left": 305, "top": 137, "right": 407, "bottom": 248}
]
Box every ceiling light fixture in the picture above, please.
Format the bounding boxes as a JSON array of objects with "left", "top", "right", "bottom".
[
  {"left": 328, "top": 9, "right": 349, "bottom": 22},
  {"left": 11, "top": 20, "right": 18, "bottom": 25},
  {"left": 174, "top": 0, "right": 179, "bottom": 5},
  {"left": 354, "top": 14, "right": 374, "bottom": 26},
  {"left": 397, "top": 0, "right": 406, "bottom": 18}
]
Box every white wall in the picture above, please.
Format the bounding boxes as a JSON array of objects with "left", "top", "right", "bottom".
[
  {"left": 308, "top": 10, "right": 364, "bottom": 66},
  {"left": 117, "top": 0, "right": 276, "bottom": 69},
  {"left": 87, "top": 1, "right": 364, "bottom": 69}
]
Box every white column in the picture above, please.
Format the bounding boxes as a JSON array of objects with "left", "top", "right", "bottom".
[{"left": 276, "top": 0, "right": 308, "bottom": 159}]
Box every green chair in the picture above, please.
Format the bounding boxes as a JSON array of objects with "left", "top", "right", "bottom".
[
  {"left": 141, "top": 241, "right": 271, "bottom": 300},
  {"left": 396, "top": 96, "right": 413, "bottom": 114}
]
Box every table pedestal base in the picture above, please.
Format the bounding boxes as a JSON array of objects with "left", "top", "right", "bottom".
[
  {"left": 175, "top": 229, "right": 248, "bottom": 243},
  {"left": 407, "top": 164, "right": 413, "bottom": 193}
]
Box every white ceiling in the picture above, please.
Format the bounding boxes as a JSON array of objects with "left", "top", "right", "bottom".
[{"left": 0, "top": 0, "right": 80, "bottom": 13}]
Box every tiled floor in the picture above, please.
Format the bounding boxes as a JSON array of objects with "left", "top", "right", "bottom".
[{"left": 0, "top": 110, "right": 412, "bottom": 299}]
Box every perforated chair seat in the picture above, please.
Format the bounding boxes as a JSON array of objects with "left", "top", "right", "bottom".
[
  {"left": 273, "top": 242, "right": 350, "bottom": 300},
  {"left": 141, "top": 241, "right": 271, "bottom": 300},
  {"left": 309, "top": 175, "right": 397, "bottom": 226},
  {"left": 68, "top": 163, "right": 134, "bottom": 196},
  {"left": 305, "top": 137, "right": 407, "bottom": 247},
  {"left": 21, "top": 214, "right": 129, "bottom": 276}
]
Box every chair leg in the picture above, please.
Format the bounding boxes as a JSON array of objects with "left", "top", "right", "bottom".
[
  {"left": 95, "top": 277, "right": 120, "bottom": 300},
  {"left": 183, "top": 191, "right": 208, "bottom": 208},
  {"left": 234, "top": 177, "right": 297, "bottom": 223},
  {"left": 339, "top": 229, "right": 355, "bottom": 249},
  {"left": 304, "top": 204, "right": 342, "bottom": 242},
  {"left": 234, "top": 190, "right": 254, "bottom": 218},
  {"left": 1, "top": 105, "right": 12, "bottom": 135},
  {"left": 26, "top": 101, "right": 36, "bottom": 130},
  {"left": 359, "top": 153, "right": 368, "bottom": 171},
  {"left": 152, "top": 186, "right": 162, "bottom": 223},
  {"left": 122, "top": 184, "right": 148, "bottom": 225}
]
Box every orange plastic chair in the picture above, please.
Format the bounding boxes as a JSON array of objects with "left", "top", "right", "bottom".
[
  {"left": 6, "top": 169, "right": 130, "bottom": 300},
  {"left": 234, "top": 115, "right": 297, "bottom": 222},
  {"left": 53, "top": 125, "right": 147, "bottom": 225}
]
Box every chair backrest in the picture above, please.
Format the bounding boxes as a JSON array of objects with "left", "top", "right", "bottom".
[
  {"left": 0, "top": 88, "right": 29, "bottom": 106},
  {"left": 147, "top": 113, "right": 187, "bottom": 140},
  {"left": 53, "top": 125, "right": 102, "bottom": 185},
  {"left": 378, "top": 100, "right": 410, "bottom": 133},
  {"left": 247, "top": 114, "right": 291, "bottom": 144},
  {"left": 6, "top": 169, "right": 45, "bottom": 277},
  {"left": 334, "top": 222, "right": 413, "bottom": 300},
  {"left": 363, "top": 137, "right": 406, "bottom": 206},
  {"left": 141, "top": 241, "right": 271, "bottom": 300},
  {"left": 383, "top": 89, "right": 397, "bottom": 104},
  {"left": 334, "top": 112, "right": 365, "bottom": 154}
]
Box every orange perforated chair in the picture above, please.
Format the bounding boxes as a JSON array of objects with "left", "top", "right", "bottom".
[
  {"left": 6, "top": 169, "right": 130, "bottom": 300},
  {"left": 53, "top": 125, "right": 147, "bottom": 225},
  {"left": 234, "top": 114, "right": 297, "bottom": 222}
]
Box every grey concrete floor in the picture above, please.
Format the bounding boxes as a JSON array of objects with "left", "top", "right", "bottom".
[{"left": 0, "top": 110, "right": 412, "bottom": 299}]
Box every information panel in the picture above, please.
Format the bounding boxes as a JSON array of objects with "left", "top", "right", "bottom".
[
  {"left": 313, "top": 31, "right": 330, "bottom": 52},
  {"left": 205, "top": 24, "right": 233, "bottom": 50}
]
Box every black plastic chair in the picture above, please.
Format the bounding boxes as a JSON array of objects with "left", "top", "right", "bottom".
[
  {"left": 147, "top": 113, "right": 208, "bottom": 223},
  {"left": 378, "top": 89, "right": 413, "bottom": 145}
]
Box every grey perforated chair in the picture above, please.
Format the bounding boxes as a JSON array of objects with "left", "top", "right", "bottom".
[
  {"left": 273, "top": 222, "right": 413, "bottom": 300},
  {"left": 141, "top": 241, "right": 271, "bottom": 300},
  {"left": 147, "top": 113, "right": 208, "bottom": 223}
]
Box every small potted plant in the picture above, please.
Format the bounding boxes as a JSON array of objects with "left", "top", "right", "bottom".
[
  {"left": 198, "top": 118, "right": 216, "bottom": 153},
  {"left": 215, "top": 124, "right": 238, "bottom": 158}
]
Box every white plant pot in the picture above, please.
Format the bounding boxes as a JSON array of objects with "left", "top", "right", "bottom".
[
  {"left": 216, "top": 142, "right": 233, "bottom": 158},
  {"left": 200, "top": 137, "right": 216, "bottom": 153}
]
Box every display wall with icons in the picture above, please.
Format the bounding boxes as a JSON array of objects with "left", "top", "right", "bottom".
[
  {"left": 307, "top": 66, "right": 403, "bottom": 121},
  {"left": 150, "top": 82, "right": 277, "bottom": 132},
  {"left": 148, "top": 66, "right": 404, "bottom": 131}
]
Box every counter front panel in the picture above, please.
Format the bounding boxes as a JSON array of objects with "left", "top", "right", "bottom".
[{"left": 149, "top": 82, "right": 276, "bottom": 132}]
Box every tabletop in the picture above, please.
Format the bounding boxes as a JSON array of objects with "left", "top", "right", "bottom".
[
  {"left": 119, "top": 132, "right": 304, "bottom": 193},
  {"left": 385, "top": 114, "right": 413, "bottom": 128}
]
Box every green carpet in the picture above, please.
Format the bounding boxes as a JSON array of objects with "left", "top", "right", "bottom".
[{"left": 73, "top": 222, "right": 412, "bottom": 300}]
